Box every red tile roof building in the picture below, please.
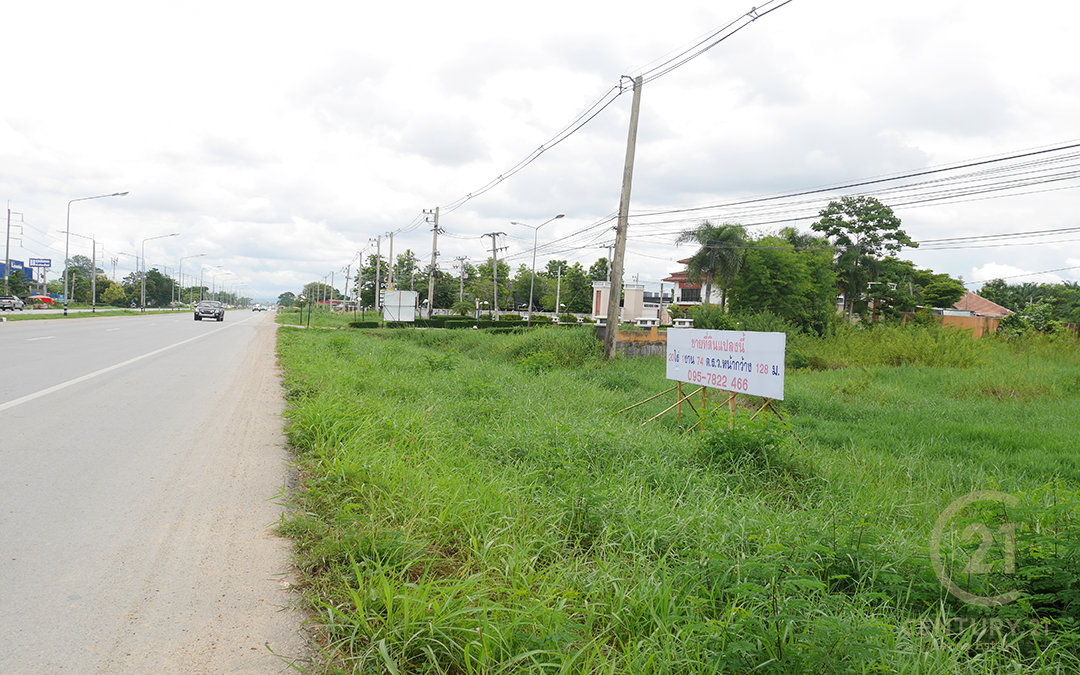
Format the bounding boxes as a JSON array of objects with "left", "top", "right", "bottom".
[{"left": 951, "top": 291, "right": 1012, "bottom": 318}]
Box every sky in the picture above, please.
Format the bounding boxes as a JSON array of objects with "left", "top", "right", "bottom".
[{"left": 2, "top": 0, "right": 1079, "bottom": 304}]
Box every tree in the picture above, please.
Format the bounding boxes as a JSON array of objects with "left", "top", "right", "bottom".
[
  {"left": 728, "top": 232, "right": 836, "bottom": 334},
  {"left": 7, "top": 269, "right": 30, "bottom": 297},
  {"left": 393, "top": 249, "right": 420, "bottom": 290},
  {"left": 103, "top": 284, "right": 128, "bottom": 307},
  {"left": 357, "top": 254, "right": 390, "bottom": 307},
  {"left": 675, "top": 221, "right": 746, "bottom": 310},
  {"left": 302, "top": 281, "right": 338, "bottom": 306},
  {"left": 921, "top": 278, "right": 966, "bottom": 309},
  {"left": 588, "top": 257, "right": 610, "bottom": 282},
  {"left": 560, "top": 263, "right": 592, "bottom": 313},
  {"left": 471, "top": 258, "right": 512, "bottom": 311},
  {"left": 278, "top": 291, "right": 296, "bottom": 307},
  {"left": 416, "top": 265, "right": 457, "bottom": 311},
  {"left": 811, "top": 196, "right": 915, "bottom": 318}
]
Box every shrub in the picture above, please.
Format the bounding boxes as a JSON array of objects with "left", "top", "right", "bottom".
[
  {"left": 506, "top": 326, "right": 601, "bottom": 369},
  {"left": 697, "top": 409, "right": 787, "bottom": 467},
  {"left": 347, "top": 321, "right": 381, "bottom": 329},
  {"left": 689, "top": 303, "right": 736, "bottom": 330},
  {"left": 444, "top": 319, "right": 476, "bottom": 330}
]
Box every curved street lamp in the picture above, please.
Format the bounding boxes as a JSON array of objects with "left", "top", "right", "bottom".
[
  {"left": 141, "top": 233, "right": 180, "bottom": 312},
  {"left": 512, "top": 213, "right": 564, "bottom": 325},
  {"left": 64, "top": 191, "right": 128, "bottom": 315}
]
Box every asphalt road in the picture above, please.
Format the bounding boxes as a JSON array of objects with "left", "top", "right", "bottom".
[{"left": 0, "top": 311, "right": 309, "bottom": 673}]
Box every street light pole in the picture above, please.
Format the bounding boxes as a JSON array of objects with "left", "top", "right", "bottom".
[
  {"left": 200, "top": 264, "right": 222, "bottom": 301},
  {"left": 512, "top": 213, "right": 564, "bottom": 326},
  {"left": 58, "top": 230, "right": 99, "bottom": 312},
  {"left": 64, "top": 192, "right": 128, "bottom": 316},
  {"left": 178, "top": 252, "right": 205, "bottom": 304},
  {"left": 141, "top": 232, "right": 179, "bottom": 312}
]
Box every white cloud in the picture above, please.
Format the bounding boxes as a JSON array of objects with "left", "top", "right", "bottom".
[
  {"left": 3, "top": 0, "right": 1080, "bottom": 300},
  {"left": 970, "top": 263, "right": 1065, "bottom": 286}
]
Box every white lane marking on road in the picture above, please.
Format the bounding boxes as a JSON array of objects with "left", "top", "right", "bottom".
[
  {"left": 26, "top": 336, "right": 56, "bottom": 341},
  {"left": 106, "top": 328, "right": 121, "bottom": 332},
  {"left": 0, "top": 315, "right": 260, "bottom": 412}
]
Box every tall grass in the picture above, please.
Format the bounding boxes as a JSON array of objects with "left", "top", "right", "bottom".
[{"left": 277, "top": 324, "right": 1080, "bottom": 674}]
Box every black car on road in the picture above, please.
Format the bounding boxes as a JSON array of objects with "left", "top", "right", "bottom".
[{"left": 194, "top": 301, "right": 225, "bottom": 321}]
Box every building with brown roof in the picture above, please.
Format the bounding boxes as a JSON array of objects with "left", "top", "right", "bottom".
[{"left": 950, "top": 291, "right": 1012, "bottom": 318}]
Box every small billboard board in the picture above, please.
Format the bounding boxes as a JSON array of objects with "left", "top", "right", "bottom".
[
  {"left": 666, "top": 328, "right": 786, "bottom": 400},
  {"left": 28, "top": 258, "right": 52, "bottom": 268},
  {"left": 382, "top": 290, "right": 417, "bottom": 322}
]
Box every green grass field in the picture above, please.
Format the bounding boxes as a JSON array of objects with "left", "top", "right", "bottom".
[{"left": 276, "top": 323, "right": 1080, "bottom": 674}]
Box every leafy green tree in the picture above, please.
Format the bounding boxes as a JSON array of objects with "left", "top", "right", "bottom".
[
  {"left": 728, "top": 233, "right": 836, "bottom": 334},
  {"left": 278, "top": 291, "right": 296, "bottom": 307},
  {"left": 675, "top": 221, "right": 746, "bottom": 310},
  {"left": 471, "top": 258, "right": 512, "bottom": 311},
  {"left": 511, "top": 263, "right": 549, "bottom": 312},
  {"left": 812, "top": 196, "right": 915, "bottom": 318},
  {"left": 560, "top": 263, "right": 592, "bottom": 313},
  {"left": 416, "top": 265, "right": 458, "bottom": 312},
  {"left": 145, "top": 268, "right": 175, "bottom": 307},
  {"left": 544, "top": 260, "right": 569, "bottom": 278},
  {"left": 922, "top": 278, "right": 966, "bottom": 309},
  {"left": 392, "top": 249, "right": 420, "bottom": 290},
  {"left": 588, "top": 257, "right": 610, "bottom": 282},
  {"left": 357, "top": 254, "right": 390, "bottom": 307},
  {"left": 302, "top": 281, "right": 339, "bottom": 305},
  {"left": 94, "top": 276, "right": 117, "bottom": 304},
  {"left": 103, "top": 283, "right": 128, "bottom": 307},
  {"left": 7, "top": 269, "right": 30, "bottom": 296}
]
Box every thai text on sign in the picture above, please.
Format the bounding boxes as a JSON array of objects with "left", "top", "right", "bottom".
[{"left": 666, "top": 329, "right": 786, "bottom": 400}]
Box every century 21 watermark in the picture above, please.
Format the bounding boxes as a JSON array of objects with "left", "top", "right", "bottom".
[{"left": 930, "top": 490, "right": 1019, "bottom": 607}]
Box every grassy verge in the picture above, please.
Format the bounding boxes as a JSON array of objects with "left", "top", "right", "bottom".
[
  {"left": 277, "top": 324, "right": 1080, "bottom": 674},
  {"left": 276, "top": 308, "right": 364, "bottom": 329}
]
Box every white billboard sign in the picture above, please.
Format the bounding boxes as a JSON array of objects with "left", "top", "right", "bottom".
[
  {"left": 382, "top": 290, "right": 417, "bottom": 322},
  {"left": 666, "top": 328, "right": 786, "bottom": 400}
]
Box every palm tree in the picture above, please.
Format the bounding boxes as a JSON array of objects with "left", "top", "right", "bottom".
[{"left": 676, "top": 221, "right": 746, "bottom": 310}]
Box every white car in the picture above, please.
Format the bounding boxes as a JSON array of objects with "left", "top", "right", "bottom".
[{"left": 0, "top": 295, "right": 25, "bottom": 311}]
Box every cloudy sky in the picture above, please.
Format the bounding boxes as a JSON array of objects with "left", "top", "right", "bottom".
[{"left": 2, "top": 0, "right": 1078, "bottom": 303}]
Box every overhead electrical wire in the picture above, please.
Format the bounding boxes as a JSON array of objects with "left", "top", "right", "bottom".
[{"left": 378, "top": 1, "right": 797, "bottom": 238}]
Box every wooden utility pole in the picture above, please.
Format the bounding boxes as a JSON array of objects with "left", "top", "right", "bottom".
[
  {"left": 604, "top": 75, "right": 643, "bottom": 359},
  {"left": 426, "top": 207, "right": 441, "bottom": 318}
]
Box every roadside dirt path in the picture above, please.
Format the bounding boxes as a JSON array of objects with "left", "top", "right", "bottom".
[{"left": 91, "top": 318, "right": 311, "bottom": 673}]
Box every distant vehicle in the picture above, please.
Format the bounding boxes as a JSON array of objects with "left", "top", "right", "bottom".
[
  {"left": 252, "top": 304, "right": 266, "bottom": 312},
  {"left": 194, "top": 301, "right": 225, "bottom": 321},
  {"left": 0, "top": 295, "right": 25, "bottom": 311}
]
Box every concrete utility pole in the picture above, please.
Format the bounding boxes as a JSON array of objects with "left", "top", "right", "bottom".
[
  {"left": 604, "top": 75, "right": 643, "bottom": 359},
  {"left": 374, "top": 236, "right": 382, "bottom": 311},
  {"left": 555, "top": 264, "right": 563, "bottom": 316},
  {"left": 481, "top": 232, "right": 506, "bottom": 320},
  {"left": 387, "top": 232, "right": 395, "bottom": 290},
  {"left": 454, "top": 256, "right": 467, "bottom": 303},
  {"left": 426, "top": 207, "right": 441, "bottom": 319},
  {"left": 5, "top": 207, "right": 23, "bottom": 296}
]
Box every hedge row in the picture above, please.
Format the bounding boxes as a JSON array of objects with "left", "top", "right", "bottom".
[{"left": 346, "top": 317, "right": 594, "bottom": 331}]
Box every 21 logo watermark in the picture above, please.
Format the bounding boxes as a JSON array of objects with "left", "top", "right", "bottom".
[{"left": 930, "top": 490, "right": 1020, "bottom": 607}]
